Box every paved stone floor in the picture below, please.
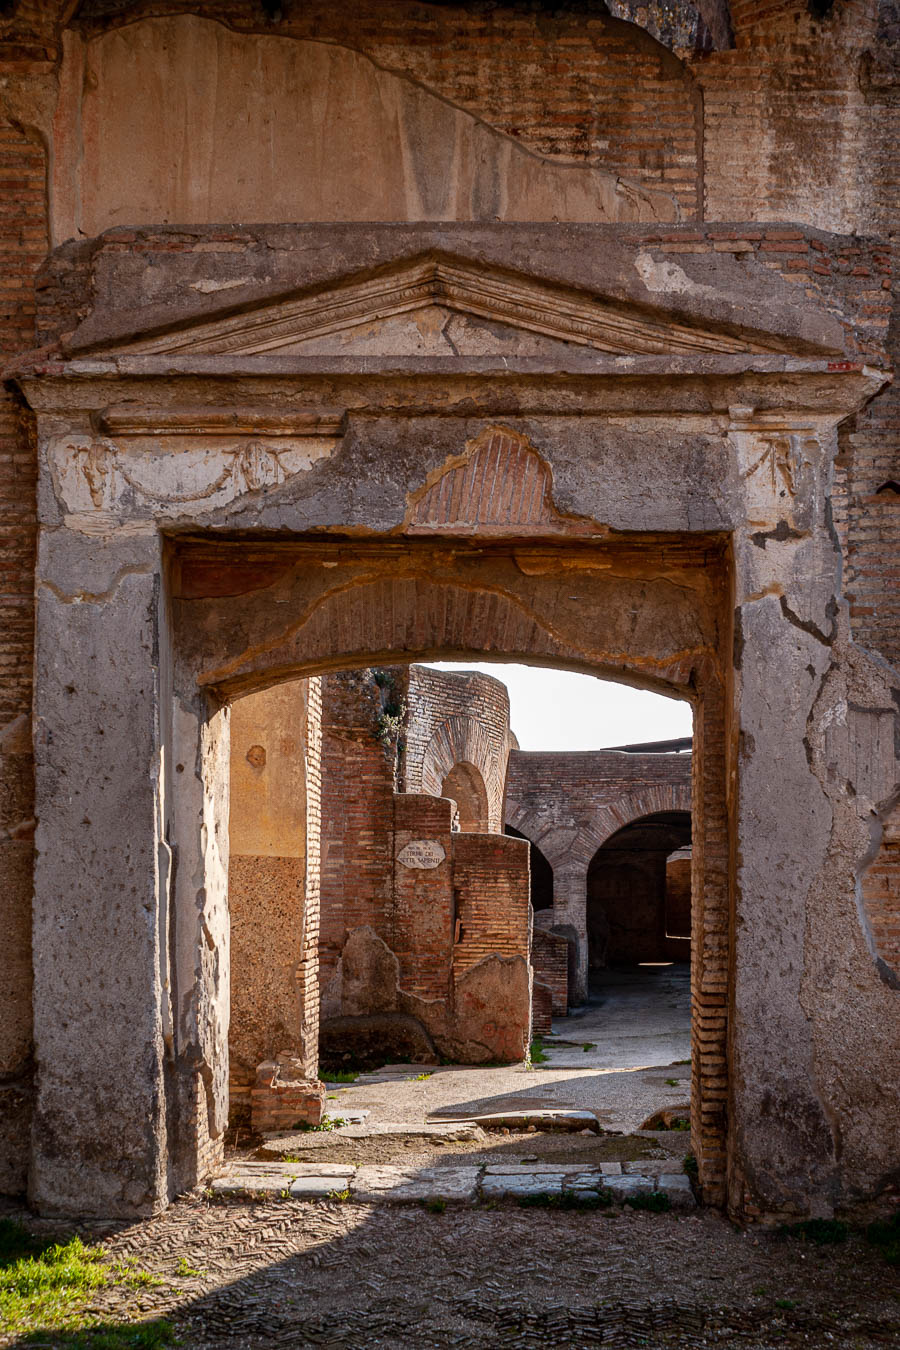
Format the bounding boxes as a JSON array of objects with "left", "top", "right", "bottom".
[
  {"left": 547, "top": 963, "right": 692, "bottom": 1071},
  {"left": 318, "top": 964, "right": 691, "bottom": 1144},
  {"left": 3, "top": 1195, "right": 898, "bottom": 1349},
  {"left": 213, "top": 1158, "right": 696, "bottom": 1208}
]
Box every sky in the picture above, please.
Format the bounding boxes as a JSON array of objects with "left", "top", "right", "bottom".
[{"left": 424, "top": 662, "right": 693, "bottom": 752}]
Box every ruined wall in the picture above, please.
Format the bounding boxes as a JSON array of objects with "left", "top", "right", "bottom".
[
  {"left": 0, "top": 112, "right": 46, "bottom": 1194},
  {"left": 505, "top": 749, "right": 693, "bottom": 988},
  {"left": 228, "top": 680, "right": 311, "bottom": 1118},
  {"left": 0, "top": 0, "right": 897, "bottom": 1219},
  {"left": 405, "top": 664, "right": 514, "bottom": 833},
  {"left": 532, "top": 928, "right": 569, "bottom": 1020},
  {"left": 318, "top": 670, "right": 402, "bottom": 995},
  {"left": 315, "top": 669, "right": 531, "bottom": 1063}
]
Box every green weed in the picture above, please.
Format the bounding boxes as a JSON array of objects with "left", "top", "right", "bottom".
[
  {"left": 775, "top": 1299, "right": 796, "bottom": 1311},
  {"left": 682, "top": 1152, "right": 698, "bottom": 1179},
  {"left": 322, "top": 1070, "right": 359, "bottom": 1084},
  {"left": 423, "top": 1199, "right": 446, "bottom": 1214},
  {"left": 175, "top": 1257, "right": 204, "bottom": 1278},
  {"left": 528, "top": 1039, "right": 549, "bottom": 1066},
  {"left": 865, "top": 1211, "right": 900, "bottom": 1265},
  {"left": 665, "top": 1078, "right": 679, "bottom": 1087},
  {"left": 0, "top": 1219, "right": 172, "bottom": 1346},
  {"left": 411, "top": 1073, "right": 432, "bottom": 1081},
  {"left": 781, "top": 1218, "right": 848, "bottom": 1245},
  {"left": 624, "top": 1191, "right": 672, "bottom": 1213},
  {"left": 516, "top": 1189, "right": 613, "bottom": 1211},
  {"left": 327, "top": 1188, "right": 351, "bottom": 1202},
  {"left": 293, "top": 1117, "right": 348, "bottom": 1132},
  {"left": 582, "top": 1043, "right": 595, "bottom": 1052}
]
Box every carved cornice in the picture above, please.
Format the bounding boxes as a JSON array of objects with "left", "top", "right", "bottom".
[{"left": 107, "top": 258, "right": 779, "bottom": 360}]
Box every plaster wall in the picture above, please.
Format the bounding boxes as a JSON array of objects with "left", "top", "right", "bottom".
[{"left": 228, "top": 680, "right": 313, "bottom": 1116}]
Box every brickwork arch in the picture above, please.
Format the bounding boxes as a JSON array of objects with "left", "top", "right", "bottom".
[
  {"left": 421, "top": 717, "right": 501, "bottom": 832},
  {"left": 505, "top": 781, "right": 692, "bottom": 875}
]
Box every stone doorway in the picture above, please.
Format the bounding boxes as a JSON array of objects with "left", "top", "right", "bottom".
[
  {"left": 20, "top": 223, "right": 895, "bottom": 1225},
  {"left": 161, "top": 533, "right": 726, "bottom": 1213}
]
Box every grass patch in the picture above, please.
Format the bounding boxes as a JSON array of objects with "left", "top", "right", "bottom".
[
  {"left": 327, "top": 1188, "right": 351, "bottom": 1202},
  {"left": 582, "top": 1043, "right": 595, "bottom": 1052},
  {"left": 0, "top": 1218, "right": 173, "bottom": 1347},
  {"left": 775, "top": 1298, "right": 796, "bottom": 1311},
  {"left": 19, "top": 1322, "right": 176, "bottom": 1348},
  {"left": 624, "top": 1191, "right": 671, "bottom": 1213},
  {"left": 528, "top": 1039, "right": 549, "bottom": 1066},
  {"left": 665, "top": 1078, "right": 680, "bottom": 1087},
  {"left": 866, "top": 1212, "right": 900, "bottom": 1265},
  {"left": 293, "top": 1117, "right": 348, "bottom": 1132},
  {"left": 682, "top": 1152, "right": 698, "bottom": 1180},
  {"left": 322, "top": 1070, "right": 360, "bottom": 1084},
  {"left": 410, "top": 1072, "right": 432, "bottom": 1081},
  {"left": 668, "top": 1117, "right": 691, "bottom": 1132},
  {"left": 423, "top": 1198, "right": 446, "bottom": 1214}
]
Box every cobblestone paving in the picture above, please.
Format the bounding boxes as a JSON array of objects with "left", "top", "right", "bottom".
[{"left": 3, "top": 1195, "right": 898, "bottom": 1349}]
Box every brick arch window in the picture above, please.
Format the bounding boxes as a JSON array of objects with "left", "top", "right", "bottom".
[{"left": 440, "top": 760, "right": 490, "bottom": 833}]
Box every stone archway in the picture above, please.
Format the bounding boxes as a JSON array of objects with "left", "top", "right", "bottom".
[{"left": 505, "top": 780, "right": 693, "bottom": 999}]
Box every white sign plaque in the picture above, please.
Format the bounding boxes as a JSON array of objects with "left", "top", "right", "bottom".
[{"left": 396, "top": 839, "right": 446, "bottom": 870}]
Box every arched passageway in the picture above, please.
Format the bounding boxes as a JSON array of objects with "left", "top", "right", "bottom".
[
  {"left": 587, "top": 810, "right": 692, "bottom": 977},
  {"left": 441, "top": 760, "right": 490, "bottom": 832}
]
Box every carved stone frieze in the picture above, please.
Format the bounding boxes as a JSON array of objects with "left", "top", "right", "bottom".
[{"left": 48, "top": 407, "right": 343, "bottom": 522}]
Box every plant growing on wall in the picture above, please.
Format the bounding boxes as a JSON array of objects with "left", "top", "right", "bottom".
[{"left": 370, "top": 668, "right": 407, "bottom": 787}]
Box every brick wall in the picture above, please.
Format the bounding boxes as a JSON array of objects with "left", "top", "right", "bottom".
[
  {"left": 505, "top": 747, "right": 693, "bottom": 866},
  {"left": 451, "top": 832, "right": 531, "bottom": 976},
  {"left": 532, "top": 928, "right": 569, "bottom": 1017},
  {"left": 0, "top": 105, "right": 48, "bottom": 1193},
  {"left": 861, "top": 801, "right": 900, "bottom": 980},
  {"left": 405, "top": 664, "right": 515, "bottom": 833},
  {"left": 318, "top": 670, "right": 400, "bottom": 989},
  {"left": 392, "top": 793, "right": 455, "bottom": 1002}
]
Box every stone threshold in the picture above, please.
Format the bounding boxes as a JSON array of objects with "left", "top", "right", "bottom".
[{"left": 211, "top": 1160, "right": 696, "bottom": 1207}]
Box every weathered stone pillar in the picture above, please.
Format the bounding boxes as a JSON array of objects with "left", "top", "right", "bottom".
[
  {"left": 169, "top": 677, "right": 230, "bottom": 1195},
  {"left": 727, "top": 409, "right": 900, "bottom": 1218},
  {"left": 31, "top": 527, "right": 170, "bottom": 1216}
]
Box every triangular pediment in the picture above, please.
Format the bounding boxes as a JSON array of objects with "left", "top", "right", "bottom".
[{"left": 106, "top": 256, "right": 785, "bottom": 359}]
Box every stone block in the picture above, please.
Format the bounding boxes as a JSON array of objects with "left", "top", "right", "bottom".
[
  {"left": 352, "top": 1165, "right": 479, "bottom": 1203},
  {"left": 604, "top": 1174, "right": 654, "bottom": 1201},
  {"left": 480, "top": 1172, "right": 565, "bottom": 1199},
  {"left": 657, "top": 1174, "right": 697, "bottom": 1208},
  {"left": 289, "top": 1175, "right": 354, "bottom": 1199}
]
